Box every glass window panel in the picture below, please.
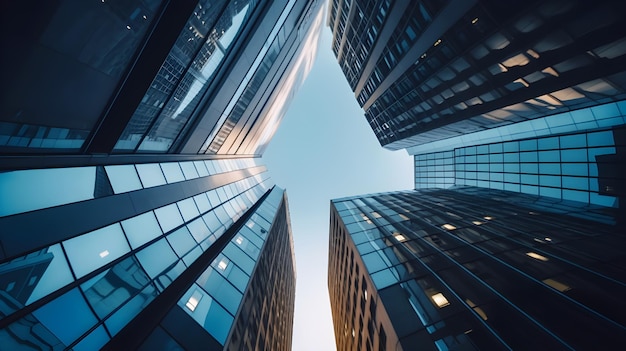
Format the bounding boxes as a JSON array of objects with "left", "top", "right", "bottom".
[
  {"left": 73, "top": 325, "right": 109, "bottom": 351},
  {"left": 560, "top": 134, "right": 586, "bottom": 148},
  {"left": 538, "top": 137, "right": 559, "bottom": 150},
  {"left": 539, "top": 163, "right": 560, "bottom": 175},
  {"left": 199, "top": 269, "right": 242, "bottom": 315},
  {"left": 180, "top": 162, "right": 199, "bottom": 179},
  {"left": 0, "top": 244, "right": 73, "bottom": 308},
  {"left": 521, "top": 174, "right": 538, "bottom": 185},
  {"left": 591, "top": 102, "right": 620, "bottom": 119},
  {"left": 222, "top": 243, "right": 255, "bottom": 275},
  {"left": 540, "top": 186, "right": 561, "bottom": 198},
  {"left": 538, "top": 150, "right": 559, "bottom": 162},
  {"left": 121, "top": 211, "right": 163, "bottom": 249},
  {"left": 0, "top": 167, "right": 95, "bottom": 217},
  {"left": 238, "top": 226, "right": 263, "bottom": 248},
  {"left": 362, "top": 252, "right": 387, "bottom": 274},
  {"left": 203, "top": 298, "right": 234, "bottom": 344},
  {"left": 135, "top": 239, "right": 178, "bottom": 279},
  {"left": 182, "top": 246, "right": 203, "bottom": 267},
  {"left": 521, "top": 185, "right": 539, "bottom": 195},
  {"left": 561, "top": 163, "right": 588, "bottom": 176},
  {"left": 178, "top": 198, "right": 200, "bottom": 222},
  {"left": 160, "top": 163, "right": 185, "bottom": 183},
  {"left": 167, "top": 227, "right": 196, "bottom": 257},
  {"left": 64, "top": 223, "right": 130, "bottom": 278},
  {"left": 105, "top": 165, "right": 143, "bottom": 194},
  {"left": 561, "top": 149, "right": 587, "bottom": 162},
  {"left": 590, "top": 193, "right": 617, "bottom": 207},
  {"left": 540, "top": 175, "right": 560, "bottom": 187},
  {"left": 105, "top": 284, "right": 157, "bottom": 336},
  {"left": 503, "top": 163, "right": 520, "bottom": 172},
  {"left": 520, "top": 163, "right": 538, "bottom": 174},
  {"left": 587, "top": 131, "right": 614, "bottom": 146},
  {"left": 193, "top": 161, "right": 210, "bottom": 177},
  {"left": 503, "top": 141, "right": 519, "bottom": 152},
  {"left": 155, "top": 203, "right": 184, "bottom": 233},
  {"left": 232, "top": 234, "right": 260, "bottom": 260},
  {"left": 520, "top": 139, "right": 537, "bottom": 151},
  {"left": 32, "top": 288, "right": 97, "bottom": 346},
  {"left": 520, "top": 151, "right": 538, "bottom": 162},
  {"left": 216, "top": 261, "right": 249, "bottom": 293},
  {"left": 81, "top": 256, "right": 149, "bottom": 319},
  {"left": 203, "top": 211, "right": 222, "bottom": 232},
  {"left": 370, "top": 268, "right": 400, "bottom": 290},
  {"left": 562, "top": 189, "right": 588, "bottom": 202},
  {"left": 187, "top": 217, "right": 211, "bottom": 243},
  {"left": 193, "top": 193, "right": 211, "bottom": 214},
  {"left": 136, "top": 164, "right": 166, "bottom": 188}
]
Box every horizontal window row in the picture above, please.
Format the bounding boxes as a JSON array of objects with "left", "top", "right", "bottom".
[
  {"left": 0, "top": 179, "right": 273, "bottom": 349},
  {"left": 0, "top": 158, "right": 260, "bottom": 217}
]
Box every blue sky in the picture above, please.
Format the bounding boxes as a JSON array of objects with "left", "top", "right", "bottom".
[{"left": 263, "top": 28, "right": 414, "bottom": 350}]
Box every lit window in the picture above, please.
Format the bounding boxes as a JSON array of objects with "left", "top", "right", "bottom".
[
  {"left": 185, "top": 290, "right": 203, "bottom": 311},
  {"left": 235, "top": 236, "right": 243, "bottom": 245},
  {"left": 442, "top": 224, "right": 456, "bottom": 230},
  {"left": 99, "top": 250, "right": 110, "bottom": 258},
  {"left": 398, "top": 214, "right": 410, "bottom": 220},
  {"left": 364, "top": 290, "right": 368, "bottom": 300},
  {"left": 434, "top": 39, "right": 442, "bottom": 47},
  {"left": 483, "top": 216, "right": 493, "bottom": 220},
  {"left": 431, "top": 292, "right": 450, "bottom": 308},
  {"left": 466, "top": 299, "right": 488, "bottom": 320},
  {"left": 472, "top": 221, "right": 483, "bottom": 225},
  {"left": 371, "top": 211, "right": 382, "bottom": 218},
  {"left": 543, "top": 278, "right": 571, "bottom": 292},
  {"left": 526, "top": 252, "right": 549, "bottom": 261},
  {"left": 471, "top": 17, "right": 479, "bottom": 24},
  {"left": 218, "top": 259, "right": 228, "bottom": 270},
  {"left": 393, "top": 233, "right": 407, "bottom": 242}
]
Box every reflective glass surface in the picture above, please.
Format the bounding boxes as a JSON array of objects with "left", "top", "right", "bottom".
[{"left": 63, "top": 223, "right": 131, "bottom": 278}]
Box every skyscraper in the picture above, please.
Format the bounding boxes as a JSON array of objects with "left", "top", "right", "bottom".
[
  {"left": 0, "top": 0, "right": 324, "bottom": 349},
  {"left": 327, "top": 1, "right": 626, "bottom": 349},
  {"left": 329, "top": 0, "right": 626, "bottom": 150},
  {"left": 328, "top": 188, "right": 626, "bottom": 350}
]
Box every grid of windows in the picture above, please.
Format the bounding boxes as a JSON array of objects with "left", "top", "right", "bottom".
[
  {"left": 329, "top": 188, "right": 626, "bottom": 350},
  {"left": 350, "top": 0, "right": 626, "bottom": 150},
  {"left": 414, "top": 127, "right": 622, "bottom": 207},
  {"left": 0, "top": 158, "right": 262, "bottom": 217},
  {"left": 0, "top": 172, "right": 273, "bottom": 349}
]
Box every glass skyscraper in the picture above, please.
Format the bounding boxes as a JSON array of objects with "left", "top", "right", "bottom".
[
  {"left": 328, "top": 188, "right": 626, "bottom": 350},
  {"left": 0, "top": 0, "right": 324, "bottom": 349},
  {"left": 327, "top": 0, "right": 626, "bottom": 350}
]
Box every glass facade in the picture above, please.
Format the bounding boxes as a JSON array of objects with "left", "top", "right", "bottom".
[
  {"left": 413, "top": 100, "right": 626, "bottom": 209},
  {"left": 329, "top": 0, "right": 626, "bottom": 150},
  {"left": 328, "top": 189, "right": 626, "bottom": 350},
  {"left": 115, "top": 0, "right": 258, "bottom": 152},
  {"left": 0, "top": 163, "right": 272, "bottom": 349},
  {"left": 1, "top": 0, "right": 322, "bottom": 349},
  {"left": 1, "top": 0, "right": 164, "bottom": 152}
]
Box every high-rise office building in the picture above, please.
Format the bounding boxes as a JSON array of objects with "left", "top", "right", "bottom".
[
  {"left": 328, "top": 1, "right": 626, "bottom": 349},
  {"left": 328, "top": 188, "right": 626, "bottom": 350},
  {"left": 329, "top": 0, "right": 626, "bottom": 150},
  {"left": 0, "top": 0, "right": 324, "bottom": 349}
]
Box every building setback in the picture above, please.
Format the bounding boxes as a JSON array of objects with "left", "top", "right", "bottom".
[
  {"left": 0, "top": 0, "right": 324, "bottom": 349},
  {"left": 328, "top": 188, "right": 626, "bottom": 350}
]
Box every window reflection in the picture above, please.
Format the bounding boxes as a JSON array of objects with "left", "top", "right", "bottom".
[
  {"left": 63, "top": 223, "right": 131, "bottom": 278},
  {"left": 81, "top": 256, "right": 150, "bottom": 319},
  {"left": 0, "top": 244, "right": 73, "bottom": 311}
]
